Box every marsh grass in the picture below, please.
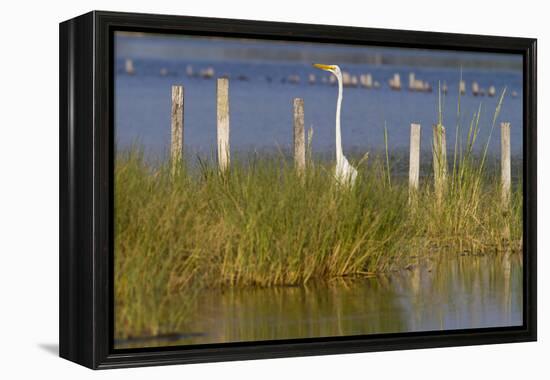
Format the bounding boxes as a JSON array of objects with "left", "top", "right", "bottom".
[
  {"left": 115, "top": 87, "right": 522, "bottom": 340},
  {"left": 115, "top": 151, "right": 521, "bottom": 339}
]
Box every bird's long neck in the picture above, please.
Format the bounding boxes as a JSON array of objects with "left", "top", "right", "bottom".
[{"left": 335, "top": 74, "right": 344, "bottom": 163}]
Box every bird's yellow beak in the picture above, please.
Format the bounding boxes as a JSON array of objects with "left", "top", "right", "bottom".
[{"left": 313, "top": 63, "right": 335, "bottom": 71}]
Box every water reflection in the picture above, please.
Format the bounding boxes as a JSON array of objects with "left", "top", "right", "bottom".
[{"left": 116, "top": 255, "right": 522, "bottom": 348}]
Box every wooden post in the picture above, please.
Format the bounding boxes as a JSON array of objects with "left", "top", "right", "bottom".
[
  {"left": 307, "top": 126, "right": 314, "bottom": 163},
  {"left": 409, "top": 73, "right": 415, "bottom": 91},
  {"left": 293, "top": 98, "right": 305, "bottom": 174},
  {"left": 459, "top": 80, "right": 466, "bottom": 95},
  {"left": 125, "top": 58, "right": 135, "bottom": 75},
  {"left": 432, "top": 124, "right": 447, "bottom": 202},
  {"left": 472, "top": 81, "right": 480, "bottom": 96},
  {"left": 217, "top": 78, "right": 230, "bottom": 172},
  {"left": 501, "top": 122, "right": 511, "bottom": 207},
  {"left": 170, "top": 85, "right": 184, "bottom": 175},
  {"left": 409, "top": 123, "right": 421, "bottom": 193}
]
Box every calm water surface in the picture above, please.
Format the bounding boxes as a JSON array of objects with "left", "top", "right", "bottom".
[
  {"left": 116, "top": 255, "right": 522, "bottom": 348},
  {"left": 115, "top": 36, "right": 523, "bottom": 159}
]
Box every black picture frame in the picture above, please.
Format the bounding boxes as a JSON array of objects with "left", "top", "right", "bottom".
[{"left": 59, "top": 10, "right": 537, "bottom": 369}]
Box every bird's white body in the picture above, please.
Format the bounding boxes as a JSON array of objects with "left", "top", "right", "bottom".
[
  {"left": 319, "top": 64, "right": 358, "bottom": 186},
  {"left": 335, "top": 153, "right": 357, "bottom": 185}
]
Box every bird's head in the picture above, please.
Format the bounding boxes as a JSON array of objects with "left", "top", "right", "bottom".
[{"left": 313, "top": 63, "right": 341, "bottom": 77}]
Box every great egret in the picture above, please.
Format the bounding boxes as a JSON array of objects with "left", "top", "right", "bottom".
[{"left": 313, "top": 64, "right": 358, "bottom": 186}]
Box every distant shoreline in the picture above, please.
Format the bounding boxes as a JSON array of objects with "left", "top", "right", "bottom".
[{"left": 115, "top": 33, "right": 522, "bottom": 71}]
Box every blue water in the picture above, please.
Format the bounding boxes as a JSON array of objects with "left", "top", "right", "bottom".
[{"left": 115, "top": 36, "right": 523, "bottom": 160}]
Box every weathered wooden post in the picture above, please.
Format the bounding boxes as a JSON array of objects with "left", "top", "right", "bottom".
[
  {"left": 501, "top": 122, "right": 511, "bottom": 207},
  {"left": 125, "top": 58, "right": 135, "bottom": 75},
  {"left": 409, "top": 123, "right": 421, "bottom": 197},
  {"left": 170, "top": 85, "right": 184, "bottom": 175},
  {"left": 307, "top": 126, "right": 314, "bottom": 164},
  {"left": 472, "top": 81, "right": 480, "bottom": 96},
  {"left": 217, "top": 77, "right": 230, "bottom": 172},
  {"left": 432, "top": 124, "right": 447, "bottom": 203},
  {"left": 442, "top": 81, "right": 448, "bottom": 95},
  {"left": 293, "top": 98, "right": 305, "bottom": 175},
  {"left": 459, "top": 80, "right": 466, "bottom": 96},
  {"left": 389, "top": 73, "right": 402, "bottom": 90},
  {"left": 408, "top": 73, "right": 415, "bottom": 91}
]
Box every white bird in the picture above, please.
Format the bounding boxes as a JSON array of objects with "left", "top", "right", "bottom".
[{"left": 313, "top": 64, "right": 358, "bottom": 186}]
